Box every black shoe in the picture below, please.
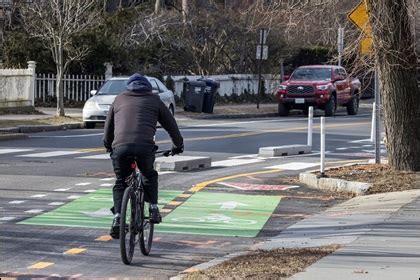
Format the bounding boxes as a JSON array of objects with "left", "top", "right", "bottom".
[
  {"left": 110, "top": 217, "right": 120, "bottom": 239},
  {"left": 149, "top": 207, "right": 162, "bottom": 224}
]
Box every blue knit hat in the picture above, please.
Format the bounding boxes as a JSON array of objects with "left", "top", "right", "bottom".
[{"left": 126, "top": 73, "right": 153, "bottom": 92}]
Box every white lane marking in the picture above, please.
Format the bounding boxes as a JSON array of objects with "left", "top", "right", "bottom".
[
  {"left": 25, "top": 209, "right": 43, "bottom": 214},
  {"left": 230, "top": 154, "right": 259, "bottom": 159},
  {"left": 31, "top": 133, "right": 104, "bottom": 138},
  {"left": 100, "top": 178, "right": 115, "bottom": 181},
  {"left": 362, "top": 144, "right": 373, "bottom": 147},
  {"left": 0, "top": 217, "right": 15, "bottom": 221},
  {"left": 100, "top": 183, "right": 113, "bottom": 187},
  {"left": 67, "top": 195, "right": 81, "bottom": 199},
  {"left": 349, "top": 138, "right": 371, "bottom": 143},
  {"left": 17, "top": 151, "right": 84, "bottom": 158},
  {"left": 0, "top": 149, "right": 34, "bottom": 155},
  {"left": 9, "top": 200, "right": 27, "bottom": 204},
  {"left": 54, "top": 188, "right": 70, "bottom": 192},
  {"left": 75, "top": 182, "right": 91, "bottom": 186},
  {"left": 265, "top": 162, "right": 319, "bottom": 170},
  {"left": 77, "top": 154, "right": 110, "bottom": 160},
  {"left": 31, "top": 194, "right": 47, "bottom": 198},
  {"left": 212, "top": 159, "right": 264, "bottom": 167},
  {"left": 84, "top": 189, "right": 96, "bottom": 193},
  {"left": 335, "top": 147, "right": 348, "bottom": 151},
  {"left": 158, "top": 171, "right": 176, "bottom": 175},
  {"left": 49, "top": 202, "right": 65, "bottom": 206}
]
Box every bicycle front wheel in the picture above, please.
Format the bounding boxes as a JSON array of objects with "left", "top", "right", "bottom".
[
  {"left": 120, "top": 186, "right": 137, "bottom": 265},
  {"left": 139, "top": 191, "right": 154, "bottom": 256}
]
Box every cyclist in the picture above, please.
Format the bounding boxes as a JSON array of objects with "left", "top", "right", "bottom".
[{"left": 103, "top": 73, "right": 184, "bottom": 239}]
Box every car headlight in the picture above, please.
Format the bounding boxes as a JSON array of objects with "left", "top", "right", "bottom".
[
  {"left": 84, "top": 99, "right": 99, "bottom": 110},
  {"left": 316, "top": 85, "right": 330, "bottom": 90},
  {"left": 279, "top": 85, "right": 287, "bottom": 90}
]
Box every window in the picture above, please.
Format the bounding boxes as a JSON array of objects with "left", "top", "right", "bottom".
[
  {"left": 149, "top": 79, "right": 159, "bottom": 92},
  {"left": 155, "top": 79, "right": 169, "bottom": 92}
]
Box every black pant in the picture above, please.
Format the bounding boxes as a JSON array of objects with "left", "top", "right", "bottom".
[{"left": 111, "top": 145, "right": 158, "bottom": 214}]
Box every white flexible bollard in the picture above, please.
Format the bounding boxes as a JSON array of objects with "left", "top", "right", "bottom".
[
  {"left": 307, "top": 106, "right": 313, "bottom": 148},
  {"left": 320, "top": 116, "right": 325, "bottom": 176},
  {"left": 370, "top": 102, "right": 376, "bottom": 142}
]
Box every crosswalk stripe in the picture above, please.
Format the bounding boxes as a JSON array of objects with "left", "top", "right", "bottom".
[
  {"left": 265, "top": 162, "right": 319, "bottom": 170},
  {"left": 212, "top": 159, "right": 264, "bottom": 167},
  {"left": 16, "top": 151, "right": 84, "bottom": 158},
  {"left": 0, "top": 148, "right": 34, "bottom": 155},
  {"left": 77, "top": 154, "right": 110, "bottom": 160}
]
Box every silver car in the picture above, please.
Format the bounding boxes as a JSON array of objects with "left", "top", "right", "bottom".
[{"left": 83, "top": 76, "right": 176, "bottom": 128}]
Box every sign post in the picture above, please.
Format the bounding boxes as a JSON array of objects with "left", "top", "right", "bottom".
[
  {"left": 256, "top": 28, "right": 268, "bottom": 109},
  {"left": 337, "top": 27, "right": 344, "bottom": 66}
]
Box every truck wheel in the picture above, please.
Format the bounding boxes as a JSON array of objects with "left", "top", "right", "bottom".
[
  {"left": 346, "top": 96, "right": 359, "bottom": 115},
  {"left": 278, "top": 103, "right": 289, "bottom": 116},
  {"left": 324, "top": 95, "right": 336, "bottom": 117}
]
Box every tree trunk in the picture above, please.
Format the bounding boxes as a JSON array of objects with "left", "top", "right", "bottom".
[
  {"left": 56, "top": 47, "right": 65, "bottom": 117},
  {"left": 155, "top": 0, "right": 161, "bottom": 14},
  {"left": 182, "top": 0, "right": 188, "bottom": 24},
  {"left": 367, "top": 0, "right": 420, "bottom": 171}
]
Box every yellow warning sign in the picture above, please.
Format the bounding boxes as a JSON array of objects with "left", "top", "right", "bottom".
[{"left": 348, "top": 0, "right": 371, "bottom": 36}]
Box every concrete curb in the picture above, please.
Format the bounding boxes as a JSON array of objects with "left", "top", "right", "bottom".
[
  {"left": 259, "top": 144, "right": 311, "bottom": 157},
  {"left": 0, "top": 123, "right": 83, "bottom": 139},
  {"left": 299, "top": 171, "right": 371, "bottom": 195},
  {"left": 179, "top": 112, "right": 278, "bottom": 120},
  {"left": 170, "top": 250, "right": 249, "bottom": 280}
]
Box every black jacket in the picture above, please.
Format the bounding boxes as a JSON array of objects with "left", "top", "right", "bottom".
[{"left": 103, "top": 90, "right": 183, "bottom": 152}]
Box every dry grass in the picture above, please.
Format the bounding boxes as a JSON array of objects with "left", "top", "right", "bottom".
[
  {"left": 185, "top": 245, "right": 339, "bottom": 280},
  {"left": 320, "top": 164, "right": 420, "bottom": 194},
  {"left": 0, "top": 116, "right": 82, "bottom": 128}
]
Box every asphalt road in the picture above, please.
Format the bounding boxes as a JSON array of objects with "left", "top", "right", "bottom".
[{"left": 0, "top": 107, "right": 386, "bottom": 279}]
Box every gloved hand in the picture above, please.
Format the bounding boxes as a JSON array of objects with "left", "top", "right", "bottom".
[
  {"left": 106, "top": 147, "right": 113, "bottom": 153},
  {"left": 171, "top": 144, "right": 184, "bottom": 155}
]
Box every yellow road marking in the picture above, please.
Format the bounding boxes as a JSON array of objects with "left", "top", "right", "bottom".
[
  {"left": 2, "top": 277, "right": 17, "bottom": 280},
  {"left": 64, "top": 248, "right": 86, "bottom": 255},
  {"left": 28, "top": 262, "right": 54, "bottom": 269},
  {"left": 190, "top": 169, "right": 282, "bottom": 192},
  {"left": 168, "top": 201, "right": 183, "bottom": 206},
  {"left": 178, "top": 194, "right": 192, "bottom": 198},
  {"left": 95, "top": 235, "right": 113, "bottom": 241},
  {"left": 160, "top": 208, "right": 172, "bottom": 213},
  {"left": 82, "top": 121, "right": 370, "bottom": 153}
]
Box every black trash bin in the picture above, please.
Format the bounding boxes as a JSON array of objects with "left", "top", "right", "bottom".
[
  {"left": 183, "top": 80, "right": 206, "bottom": 113},
  {"left": 199, "top": 78, "right": 220, "bottom": 113}
]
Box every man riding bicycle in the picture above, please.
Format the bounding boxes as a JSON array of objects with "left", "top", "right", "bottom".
[{"left": 103, "top": 73, "right": 184, "bottom": 239}]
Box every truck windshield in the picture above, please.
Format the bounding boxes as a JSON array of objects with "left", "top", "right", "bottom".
[
  {"left": 97, "top": 80, "right": 128, "bottom": 95},
  {"left": 291, "top": 68, "right": 332, "bottom": 81}
]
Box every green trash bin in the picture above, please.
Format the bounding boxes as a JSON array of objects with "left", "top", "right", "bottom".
[{"left": 183, "top": 81, "right": 206, "bottom": 113}]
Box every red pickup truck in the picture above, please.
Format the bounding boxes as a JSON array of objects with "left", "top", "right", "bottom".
[{"left": 276, "top": 65, "right": 362, "bottom": 116}]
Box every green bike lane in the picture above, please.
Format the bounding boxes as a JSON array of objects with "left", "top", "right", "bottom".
[{"left": 1, "top": 168, "right": 345, "bottom": 279}]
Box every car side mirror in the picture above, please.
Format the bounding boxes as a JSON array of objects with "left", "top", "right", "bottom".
[
  {"left": 334, "top": 75, "right": 345, "bottom": 82},
  {"left": 283, "top": 75, "right": 290, "bottom": 81},
  {"left": 90, "top": 90, "right": 97, "bottom": 96},
  {"left": 152, "top": 89, "right": 159, "bottom": 95}
]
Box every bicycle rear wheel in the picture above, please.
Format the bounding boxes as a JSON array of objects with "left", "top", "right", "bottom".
[
  {"left": 139, "top": 191, "right": 154, "bottom": 256},
  {"left": 120, "top": 186, "right": 137, "bottom": 265}
]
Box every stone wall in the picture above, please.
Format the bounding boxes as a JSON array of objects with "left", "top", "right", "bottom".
[{"left": 0, "top": 61, "right": 36, "bottom": 109}]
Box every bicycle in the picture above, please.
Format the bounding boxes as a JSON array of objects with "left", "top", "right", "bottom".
[{"left": 119, "top": 149, "right": 172, "bottom": 265}]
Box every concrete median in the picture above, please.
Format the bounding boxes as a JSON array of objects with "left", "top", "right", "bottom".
[
  {"left": 155, "top": 156, "right": 212, "bottom": 172},
  {"left": 259, "top": 144, "right": 312, "bottom": 157}
]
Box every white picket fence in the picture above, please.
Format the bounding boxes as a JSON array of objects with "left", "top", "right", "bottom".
[{"left": 35, "top": 73, "right": 105, "bottom": 102}]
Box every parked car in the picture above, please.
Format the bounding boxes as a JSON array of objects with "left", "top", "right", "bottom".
[
  {"left": 276, "top": 65, "right": 361, "bottom": 116},
  {"left": 83, "top": 76, "right": 176, "bottom": 128}
]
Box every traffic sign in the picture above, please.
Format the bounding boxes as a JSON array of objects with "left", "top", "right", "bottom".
[
  {"left": 361, "top": 37, "right": 373, "bottom": 55},
  {"left": 348, "top": 0, "right": 371, "bottom": 36},
  {"left": 256, "top": 45, "right": 268, "bottom": 60}
]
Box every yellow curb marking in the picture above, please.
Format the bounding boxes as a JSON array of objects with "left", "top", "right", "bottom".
[
  {"left": 64, "top": 248, "right": 86, "bottom": 255},
  {"left": 183, "top": 267, "right": 199, "bottom": 273},
  {"left": 28, "top": 262, "right": 54, "bottom": 269},
  {"left": 190, "top": 169, "right": 282, "bottom": 192},
  {"left": 160, "top": 208, "right": 172, "bottom": 213},
  {"left": 178, "top": 194, "right": 192, "bottom": 198},
  {"left": 95, "top": 235, "right": 113, "bottom": 241},
  {"left": 168, "top": 201, "right": 183, "bottom": 206},
  {"left": 2, "top": 277, "right": 17, "bottom": 280}
]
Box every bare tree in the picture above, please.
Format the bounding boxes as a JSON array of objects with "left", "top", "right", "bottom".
[
  {"left": 21, "top": 0, "right": 100, "bottom": 116},
  {"left": 182, "top": 0, "right": 188, "bottom": 23},
  {"left": 365, "top": 0, "right": 420, "bottom": 171}
]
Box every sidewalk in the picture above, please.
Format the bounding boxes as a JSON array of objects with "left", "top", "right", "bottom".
[{"left": 252, "top": 190, "right": 420, "bottom": 279}]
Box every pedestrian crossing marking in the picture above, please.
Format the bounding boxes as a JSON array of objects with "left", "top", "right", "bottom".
[
  {"left": 212, "top": 158, "right": 264, "bottom": 167},
  {"left": 9, "top": 200, "right": 26, "bottom": 204},
  {"left": 0, "top": 148, "right": 34, "bottom": 155},
  {"left": 16, "top": 151, "right": 84, "bottom": 158},
  {"left": 265, "top": 162, "right": 319, "bottom": 171},
  {"left": 77, "top": 154, "right": 110, "bottom": 160},
  {"left": 25, "top": 209, "right": 43, "bottom": 214},
  {"left": 0, "top": 216, "right": 15, "bottom": 221},
  {"left": 49, "top": 202, "right": 65, "bottom": 206},
  {"left": 31, "top": 194, "right": 47, "bottom": 198}
]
